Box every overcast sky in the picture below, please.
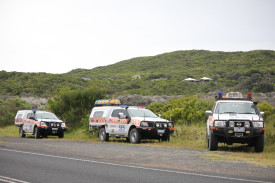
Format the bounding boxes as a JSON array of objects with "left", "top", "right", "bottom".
[{"left": 1, "top": 0, "right": 275, "bottom": 74}]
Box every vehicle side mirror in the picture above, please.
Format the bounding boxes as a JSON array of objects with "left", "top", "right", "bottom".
[
  {"left": 158, "top": 114, "right": 161, "bottom": 117},
  {"left": 260, "top": 111, "right": 264, "bottom": 116},
  {"left": 118, "top": 113, "right": 126, "bottom": 119},
  {"left": 205, "top": 111, "right": 213, "bottom": 116},
  {"left": 127, "top": 117, "right": 131, "bottom": 124}
]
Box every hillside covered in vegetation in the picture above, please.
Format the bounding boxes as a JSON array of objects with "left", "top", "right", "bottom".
[{"left": 1, "top": 50, "right": 275, "bottom": 96}]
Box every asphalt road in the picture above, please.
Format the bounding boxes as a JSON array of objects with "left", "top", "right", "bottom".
[{"left": 0, "top": 137, "right": 274, "bottom": 183}]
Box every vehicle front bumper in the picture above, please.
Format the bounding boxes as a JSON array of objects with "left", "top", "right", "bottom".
[
  {"left": 137, "top": 127, "right": 174, "bottom": 139},
  {"left": 212, "top": 127, "right": 264, "bottom": 139},
  {"left": 38, "top": 126, "right": 67, "bottom": 135}
]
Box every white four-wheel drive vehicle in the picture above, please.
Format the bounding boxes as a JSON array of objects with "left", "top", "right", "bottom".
[
  {"left": 89, "top": 99, "right": 174, "bottom": 143},
  {"left": 15, "top": 110, "right": 67, "bottom": 138},
  {"left": 206, "top": 92, "right": 265, "bottom": 152}
]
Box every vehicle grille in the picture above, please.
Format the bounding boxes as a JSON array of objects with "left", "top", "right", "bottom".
[
  {"left": 155, "top": 122, "right": 168, "bottom": 128},
  {"left": 44, "top": 122, "right": 61, "bottom": 127},
  {"left": 228, "top": 121, "right": 250, "bottom": 127}
]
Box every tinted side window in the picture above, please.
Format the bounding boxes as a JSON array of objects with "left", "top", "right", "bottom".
[
  {"left": 111, "top": 109, "right": 127, "bottom": 117},
  {"left": 27, "top": 113, "right": 35, "bottom": 119},
  {"left": 94, "top": 111, "right": 104, "bottom": 117},
  {"left": 16, "top": 114, "right": 23, "bottom": 118}
]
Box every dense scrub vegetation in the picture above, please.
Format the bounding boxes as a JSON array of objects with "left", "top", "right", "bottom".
[
  {"left": 68, "top": 50, "right": 275, "bottom": 95},
  {"left": 147, "top": 96, "right": 213, "bottom": 125},
  {"left": 47, "top": 87, "right": 104, "bottom": 127},
  {"left": 0, "top": 98, "right": 31, "bottom": 127},
  {"left": 0, "top": 71, "right": 88, "bottom": 96},
  {"left": 1, "top": 50, "right": 275, "bottom": 97}
]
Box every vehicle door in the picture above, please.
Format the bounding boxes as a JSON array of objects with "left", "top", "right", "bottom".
[
  {"left": 109, "top": 109, "right": 129, "bottom": 136},
  {"left": 23, "top": 113, "right": 36, "bottom": 133}
]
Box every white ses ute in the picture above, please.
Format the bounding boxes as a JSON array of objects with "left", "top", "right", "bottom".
[
  {"left": 206, "top": 92, "right": 265, "bottom": 152},
  {"left": 89, "top": 99, "right": 174, "bottom": 143},
  {"left": 15, "top": 110, "right": 67, "bottom": 138}
]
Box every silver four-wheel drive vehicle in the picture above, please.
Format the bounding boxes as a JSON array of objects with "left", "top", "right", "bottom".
[
  {"left": 15, "top": 110, "right": 67, "bottom": 138},
  {"left": 89, "top": 99, "right": 174, "bottom": 143},
  {"left": 206, "top": 92, "right": 265, "bottom": 152}
]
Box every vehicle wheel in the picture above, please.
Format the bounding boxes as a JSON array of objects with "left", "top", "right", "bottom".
[
  {"left": 208, "top": 132, "right": 218, "bottom": 151},
  {"left": 206, "top": 129, "right": 209, "bottom": 148},
  {"left": 19, "top": 126, "right": 25, "bottom": 138},
  {"left": 34, "top": 127, "right": 41, "bottom": 139},
  {"left": 247, "top": 140, "right": 254, "bottom": 147},
  {"left": 99, "top": 128, "right": 109, "bottom": 142},
  {"left": 129, "top": 128, "right": 141, "bottom": 144},
  {"left": 254, "top": 135, "right": 264, "bottom": 153},
  {"left": 58, "top": 131, "right": 64, "bottom": 138},
  {"left": 161, "top": 134, "right": 170, "bottom": 142}
]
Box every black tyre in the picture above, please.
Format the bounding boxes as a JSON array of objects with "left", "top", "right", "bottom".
[
  {"left": 247, "top": 140, "right": 254, "bottom": 147},
  {"left": 34, "top": 127, "right": 41, "bottom": 139},
  {"left": 208, "top": 132, "right": 218, "bottom": 151},
  {"left": 161, "top": 134, "right": 170, "bottom": 142},
  {"left": 254, "top": 135, "right": 264, "bottom": 153},
  {"left": 58, "top": 131, "right": 64, "bottom": 138},
  {"left": 129, "top": 128, "right": 141, "bottom": 144},
  {"left": 19, "top": 126, "right": 25, "bottom": 138},
  {"left": 99, "top": 128, "right": 109, "bottom": 142},
  {"left": 206, "top": 129, "right": 209, "bottom": 148}
]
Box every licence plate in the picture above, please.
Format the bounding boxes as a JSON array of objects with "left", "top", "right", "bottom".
[
  {"left": 52, "top": 128, "right": 58, "bottom": 131},
  {"left": 234, "top": 127, "right": 245, "bottom": 132},
  {"left": 158, "top": 129, "right": 165, "bottom": 134}
]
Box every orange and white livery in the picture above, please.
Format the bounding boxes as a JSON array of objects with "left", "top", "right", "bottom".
[
  {"left": 89, "top": 99, "right": 174, "bottom": 144},
  {"left": 14, "top": 110, "right": 67, "bottom": 139}
]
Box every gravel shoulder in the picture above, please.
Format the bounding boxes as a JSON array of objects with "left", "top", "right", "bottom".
[{"left": 1, "top": 137, "right": 275, "bottom": 181}]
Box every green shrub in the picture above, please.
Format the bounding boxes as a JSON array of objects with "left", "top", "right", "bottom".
[
  {"left": 0, "top": 98, "right": 31, "bottom": 127},
  {"left": 258, "top": 101, "right": 275, "bottom": 117},
  {"left": 147, "top": 96, "right": 214, "bottom": 125},
  {"left": 47, "top": 87, "right": 104, "bottom": 127}
]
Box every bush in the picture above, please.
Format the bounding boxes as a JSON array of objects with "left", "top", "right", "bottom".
[
  {"left": 47, "top": 87, "right": 104, "bottom": 127},
  {"left": 0, "top": 98, "right": 31, "bottom": 127},
  {"left": 258, "top": 101, "right": 275, "bottom": 117},
  {"left": 147, "top": 96, "right": 214, "bottom": 125}
]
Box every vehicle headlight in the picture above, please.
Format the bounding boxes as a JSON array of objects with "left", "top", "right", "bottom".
[
  {"left": 229, "top": 121, "right": 234, "bottom": 128},
  {"left": 141, "top": 122, "right": 149, "bottom": 127},
  {"left": 61, "top": 123, "right": 66, "bottom": 127},
  {"left": 40, "top": 122, "right": 47, "bottom": 127},
  {"left": 214, "top": 121, "right": 226, "bottom": 127},
  {"left": 168, "top": 123, "right": 172, "bottom": 128},
  {"left": 156, "top": 123, "right": 160, "bottom": 128},
  {"left": 253, "top": 122, "right": 263, "bottom": 128},
  {"left": 244, "top": 122, "right": 250, "bottom": 128},
  {"left": 163, "top": 123, "right": 168, "bottom": 128}
]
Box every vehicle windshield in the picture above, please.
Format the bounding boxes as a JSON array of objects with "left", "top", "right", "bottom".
[
  {"left": 36, "top": 112, "right": 59, "bottom": 120},
  {"left": 215, "top": 102, "right": 257, "bottom": 114},
  {"left": 128, "top": 109, "right": 158, "bottom": 118}
]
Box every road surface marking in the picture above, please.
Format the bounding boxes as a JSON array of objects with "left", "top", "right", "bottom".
[
  {"left": 0, "top": 148, "right": 273, "bottom": 183},
  {"left": 0, "top": 175, "right": 31, "bottom": 183}
]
